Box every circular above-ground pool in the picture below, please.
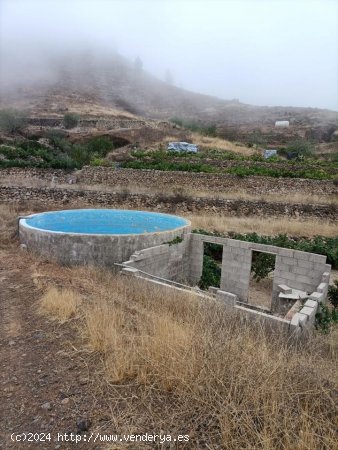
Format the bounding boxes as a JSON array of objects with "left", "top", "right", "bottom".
[{"left": 19, "top": 209, "right": 191, "bottom": 266}]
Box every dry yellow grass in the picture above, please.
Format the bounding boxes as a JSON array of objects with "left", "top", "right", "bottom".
[
  {"left": 0, "top": 203, "right": 20, "bottom": 248},
  {"left": 53, "top": 270, "right": 338, "bottom": 449},
  {"left": 189, "top": 132, "right": 256, "bottom": 155},
  {"left": 187, "top": 213, "right": 338, "bottom": 237},
  {"left": 38, "top": 286, "right": 82, "bottom": 322},
  {"left": 160, "top": 132, "right": 254, "bottom": 156}
]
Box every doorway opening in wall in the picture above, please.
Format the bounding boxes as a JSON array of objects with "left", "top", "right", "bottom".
[
  {"left": 199, "top": 242, "right": 223, "bottom": 290},
  {"left": 248, "top": 251, "right": 276, "bottom": 311}
]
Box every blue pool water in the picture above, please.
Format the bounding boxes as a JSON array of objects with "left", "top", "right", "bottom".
[{"left": 22, "top": 209, "right": 189, "bottom": 235}]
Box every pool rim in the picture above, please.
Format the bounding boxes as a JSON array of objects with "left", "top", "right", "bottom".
[{"left": 19, "top": 208, "right": 191, "bottom": 237}]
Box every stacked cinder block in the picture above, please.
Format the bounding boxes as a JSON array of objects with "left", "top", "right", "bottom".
[
  {"left": 220, "top": 241, "right": 251, "bottom": 301},
  {"left": 273, "top": 251, "right": 328, "bottom": 302},
  {"left": 122, "top": 240, "right": 190, "bottom": 282},
  {"left": 290, "top": 271, "right": 331, "bottom": 332},
  {"left": 215, "top": 288, "right": 291, "bottom": 333},
  {"left": 121, "top": 232, "right": 331, "bottom": 335},
  {"left": 190, "top": 233, "right": 330, "bottom": 309},
  {"left": 188, "top": 234, "right": 204, "bottom": 284},
  {"left": 215, "top": 289, "right": 237, "bottom": 307}
]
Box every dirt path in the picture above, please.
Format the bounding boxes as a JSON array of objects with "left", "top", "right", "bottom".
[{"left": 0, "top": 249, "right": 116, "bottom": 450}]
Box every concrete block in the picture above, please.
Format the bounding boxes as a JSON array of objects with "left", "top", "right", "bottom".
[
  {"left": 300, "top": 305, "right": 315, "bottom": 317},
  {"left": 317, "top": 282, "right": 327, "bottom": 294},
  {"left": 295, "top": 275, "right": 313, "bottom": 284},
  {"left": 234, "top": 305, "right": 290, "bottom": 333},
  {"left": 304, "top": 299, "right": 318, "bottom": 310},
  {"left": 238, "top": 240, "right": 251, "bottom": 249},
  {"left": 290, "top": 312, "right": 301, "bottom": 327},
  {"left": 293, "top": 251, "right": 311, "bottom": 261},
  {"left": 278, "top": 271, "right": 298, "bottom": 282},
  {"left": 309, "top": 292, "right": 324, "bottom": 303},
  {"left": 285, "top": 300, "right": 302, "bottom": 320},
  {"left": 227, "top": 239, "right": 241, "bottom": 248},
  {"left": 296, "top": 259, "right": 314, "bottom": 269},
  {"left": 292, "top": 289, "right": 308, "bottom": 300},
  {"left": 277, "top": 248, "right": 294, "bottom": 257},
  {"left": 292, "top": 266, "right": 308, "bottom": 276},
  {"left": 309, "top": 253, "right": 326, "bottom": 263},
  {"left": 278, "top": 284, "right": 292, "bottom": 294},
  {"left": 298, "top": 313, "right": 308, "bottom": 327},
  {"left": 121, "top": 267, "right": 139, "bottom": 276},
  {"left": 279, "top": 292, "right": 300, "bottom": 301},
  {"left": 216, "top": 290, "right": 237, "bottom": 307},
  {"left": 208, "top": 286, "right": 219, "bottom": 294},
  {"left": 122, "top": 260, "right": 134, "bottom": 266},
  {"left": 321, "top": 272, "right": 330, "bottom": 283},
  {"left": 273, "top": 276, "right": 287, "bottom": 286},
  {"left": 291, "top": 312, "right": 308, "bottom": 329},
  {"left": 282, "top": 256, "right": 297, "bottom": 266}
]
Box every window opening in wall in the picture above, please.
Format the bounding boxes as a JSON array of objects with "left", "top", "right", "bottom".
[
  {"left": 248, "top": 251, "right": 276, "bottom": 311},
  {"left": 199, "top": 242, "right": 223, "bottom": 290}
]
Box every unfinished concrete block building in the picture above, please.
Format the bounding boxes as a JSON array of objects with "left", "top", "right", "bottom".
[{"left": 122, "top": 232, "right": 331, "bottom": 335}]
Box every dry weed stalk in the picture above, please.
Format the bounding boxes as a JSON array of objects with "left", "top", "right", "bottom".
[{"left": 38, "top": 286, "right": 82, "bottom": 322}]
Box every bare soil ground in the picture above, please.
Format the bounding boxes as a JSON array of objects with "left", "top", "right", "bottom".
[
  {"left": 248, "top": 276, "right": 273, "bottom": 311},
  {"left": 0, "top": 249, "right": 123, "bottom": 450}
]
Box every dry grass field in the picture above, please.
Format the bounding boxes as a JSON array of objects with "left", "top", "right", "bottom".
[
  {"left": 36, "top": 266, "right": 338, "bottom": 449},
  {"left": 159, "top": 132, "right": 255, "bottom": 156},
  {"left": 1, "top": 202, "right": 338, "bottom": 449},
  {"left": 188, "top": 214, "right": 338, "bottom": 237}
]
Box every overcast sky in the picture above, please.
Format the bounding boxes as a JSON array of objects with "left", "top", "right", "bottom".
[{"left": 1, "top": 0, "right": 337, "bottom": 110}]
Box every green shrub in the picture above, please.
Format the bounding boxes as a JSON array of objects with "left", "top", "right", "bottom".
[
  {"left": 315, "top": 304, "right": 338, "bottom": 334},
  {"left": 199, "top": 255, "right": 221, "bottom": 290},
  {"left": 328, "top": 280, "right": 338, "bottom": 309},
  {"left": 227, "top": 165, "right": 331, "bottom": 180},
  {"left": 169, "top": 117, "right": 218, "bottom": 137},
  {"left": 70, "top": 144, "right": 89, "bottom": 167},
  {"left": 285, "top": 140, "right": 314, "bottom": 158},
  {"left": 86, "top": 136, "right": 112, "bottom": 156},
  {"left": 90, "top": 157, "right": 110, "bottom": 167},
  {"left": 251, "top": 252, "right": 276, "bottom": 282},
  {"left": 63, "top": 113, "right": 80, "bottom": 129},
  {"left": 0, "top": 109, "right": 26, "bottom": 134},
  {"left": 122, "top": 160, "right": 217, "bottom": 173}
]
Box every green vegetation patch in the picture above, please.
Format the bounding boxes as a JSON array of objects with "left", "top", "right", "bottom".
[
  {"left": 63, "top": 113, "right": 80, "bottom": 129},
  {"left": 227, "top": 165, "right": 331, "bottom": 180},
  {"left": 315, "top": 280, "right": 338, "bottom": 334},
  {"left": 123, "top": 148, "right": 335, "bottom": 180},
  {"left": 0, "top": 131, "right": 115, "bottom": 169},
  {"left": 170, "top": 117, "right": 218, "bottom": 137},
  {"left": 122, "top": 160, "right": 217, "bottom": 173},
  {"left": 0, "top": 109, "right": 27, "bottom": 134}
]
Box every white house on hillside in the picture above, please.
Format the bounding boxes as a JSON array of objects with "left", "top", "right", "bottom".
[{"left": 275, "top": 120, "right": 290, "bottom": 128}]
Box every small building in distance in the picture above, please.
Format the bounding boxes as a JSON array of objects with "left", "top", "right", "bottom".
[
  {"left": 167, "top": 142, "right": 198, "bottom": 153},
  {"left": 275, "top": 120, "right": 290, "bottom": 128},
  {"left": 263, "top": 149, "right": 278, "bottom": 159}
]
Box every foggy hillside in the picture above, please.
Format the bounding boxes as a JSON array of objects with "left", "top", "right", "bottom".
[{"left": 1, "top": 50, "right": 338, "bottom": 128}]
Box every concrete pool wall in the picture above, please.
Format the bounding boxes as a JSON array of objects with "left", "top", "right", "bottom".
[{"left": 19, "top": 209, "right": 191, "bottom": 266}]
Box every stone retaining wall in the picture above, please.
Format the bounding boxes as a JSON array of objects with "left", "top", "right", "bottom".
[
  {"left": 1, "top": 167, "right": 336, "bottom": 196},
  {"left": 1, "top": 186, "right": 337, "bottom": 220},
  {"left": 79, "top": 167, "right": 337, "bottom": 196}
]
